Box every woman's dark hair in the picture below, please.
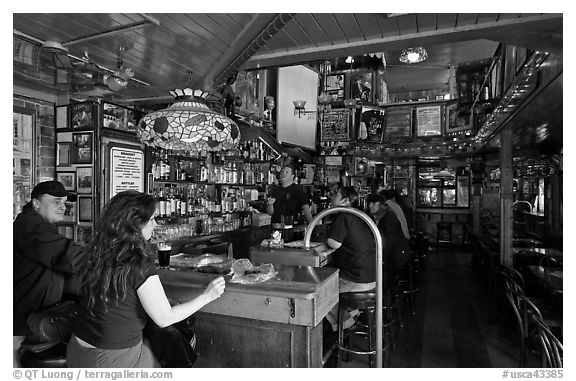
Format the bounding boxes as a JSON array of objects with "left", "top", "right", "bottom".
[
  {"left": 338, "top": 186, "right": 360, "bottom": 209},
  {"left": 80, "top": 190, "right": 157, "bottom": 314}
]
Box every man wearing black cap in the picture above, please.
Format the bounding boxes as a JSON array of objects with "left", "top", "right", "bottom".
[{"left": 13, "top": 181, "right": 86, "bottom": 364}]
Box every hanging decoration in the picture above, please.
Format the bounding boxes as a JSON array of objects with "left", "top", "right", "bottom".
[{"left": 138, "top": 88, "right": 240, "bottom": 153}]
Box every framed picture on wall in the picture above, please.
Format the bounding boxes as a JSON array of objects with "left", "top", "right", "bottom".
[
  {"left": 357, "top": 106, "right": 385, "bottom": 143},
  {"left": 69, "top": 102, "right": 95, "bottom": 129},
  {"left": 57, "top": 224, "right": 75, "bottom": 240},
  {"left": 56, "top": 171, "right": 75, "bottom": 191},
  {"left": 76, "top": 166, "right": 93, "bottom": 194},
  {"left": 61, "top": 201, "right": 76, "bottom": 223},
  {"left": 351, "top": 72, "right": 373, "bottom": 103},
  {"left": 57, "top": 142, "right": 71, "bottom": 167},
  {"left": 71, "top": 132, "right": 93, "bottom": 164},
  {"left": 445, "top": 102, "right": 472, "bottom": 133},
  {"left": 78, "top": 196, "right": 93, "bottom": 222},
  {"left": 76, "top": 225, "right": 93, "bottom": 246},
  {"left": 416, "top": 105, "right": 442, "bottom": 137},
  {"left": 326, "top": 74, "right": 345, "bottom": 91},
  {"left": 320, "top": 110, "right": 350, "bottom": 141}
]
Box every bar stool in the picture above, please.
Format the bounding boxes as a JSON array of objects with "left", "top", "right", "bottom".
[
  {"left": 397, "top": 256, "right": 419, "bottom": 317},
  {"left": 436, "top": 221, "right": 453, "bottom": 251},
  {"left": 336, "top": 291, "right": 379, "bottom": 367},
  {"left": 18, "top": 341, "right": 67, "bottom": 368}
]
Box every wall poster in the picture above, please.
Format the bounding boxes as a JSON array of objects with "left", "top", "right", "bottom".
[
  {"left": 110, "top": 147, "right": 144, "bottom": 197},
  {"left": 384, "top": 107, "right": 412, "bottom": 139},
  {"left": 416, "top": 105, "right": 442, "bottom": 137},
  {"left": 320, "top": 110, "right": 350, "bottom": 141},
  {"left": 357, "top": 106, "right": 385, "bottom": 143}
]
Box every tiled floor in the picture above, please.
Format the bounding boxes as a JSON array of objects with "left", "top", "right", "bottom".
[{"left": 324, "top": 249, "right": 523, "bottom": 368}]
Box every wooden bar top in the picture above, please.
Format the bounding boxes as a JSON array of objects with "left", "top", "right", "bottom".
[
  {"left": 158, "top": 265, "right": 339, "bottom": 326},
  {"left": 249, "top": 242, "right": 335, "bottom": 267}
]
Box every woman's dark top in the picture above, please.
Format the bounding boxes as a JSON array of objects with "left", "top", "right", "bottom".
[
  {"left": 377, "top": 208, "right": 410, "bottom": 274},
  {"left": 73, "top": 263, "right": 158, "bottom": 349},
  {"left": 328, "top": 212, "right": 375, "bottom": 283}
]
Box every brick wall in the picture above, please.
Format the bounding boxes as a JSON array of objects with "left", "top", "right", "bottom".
[{"left": 14, "top": 94, "right": 55, "bottom": 182}]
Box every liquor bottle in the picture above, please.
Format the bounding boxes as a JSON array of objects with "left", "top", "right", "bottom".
[
  {"left": 175, "top": 160, "right": 182, "bottom": 181},
  {"left": 179, "top": 186, "right": 187, "bottom": 216},
  {"left": 158, "top": 186, "right": 167, "bottom": 218},
  {"left": 163, "top": 151, "right": 171, "bottom": 180},
  {"left": 174, "top": 185, "right": 181, "bottom": 217},
  {"left": 164, "top": 184, "right": 172, "bottom": 217},
  {"left": 243, "top": 141, "right": 250, "bottom": 160},
  {"left": 187, "top": 185, "right": 195, "bottom": 216},
  {"left": 151, "top": 151, "right": 159, "bottom": 180}
]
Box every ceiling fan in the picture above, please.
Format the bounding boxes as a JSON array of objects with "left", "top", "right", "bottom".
[{"left": 13, "top": 15, "right": 157, "bottom": 92}]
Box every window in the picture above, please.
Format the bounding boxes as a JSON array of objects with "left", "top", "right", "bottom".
[
  {"left": 416, "top": 166, "right": 470, "bottom": 208},
  {"left": 13, "top": 108, "right": 35, "bottom": 220}
]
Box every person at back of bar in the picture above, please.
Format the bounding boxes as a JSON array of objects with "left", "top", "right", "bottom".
[
  {"left": 365, "top": 193, "right": 409, "bottom": 287},
  {"left": 324, "top": 186, "right": 376, "bottom": 331},
  {"left": 13, "top": 180, "right": 87, "bottom": 366},
  {"left": 266, "top": 165, "right": 313, "bottom": 225},
  {"left": 380, "top": 189, "right": 411, "bottom": 240},
  {"left": 67, "top": 190, "right": 225, "bottom": 368},
  {"left": 376, "top": 195, "right": 411, "bottom": 282}
]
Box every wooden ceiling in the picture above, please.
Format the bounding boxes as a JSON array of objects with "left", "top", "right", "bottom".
[
  {"left": 13, "top": 13, "right": 563, "bottom": 155},
  {"left": 13, "top": 13, "right": 562, "bottom": 100}
]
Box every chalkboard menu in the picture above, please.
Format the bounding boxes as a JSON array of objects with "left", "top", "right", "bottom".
[
  {"left": 320, "top": 110, "right": 350, "bottom": 141},
  {"left": 416, "top": 105, "right": 442, "bottom": 137},
  {"left": 384, "top": 107, "right": 412, "bottom": 139}
]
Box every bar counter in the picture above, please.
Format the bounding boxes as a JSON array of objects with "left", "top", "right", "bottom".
[
  {"left": 249, "top": 241, "right": 335, "bottom": 267},
  {"left": 158, "top": 265, "right": 339, "bottom": 367}
]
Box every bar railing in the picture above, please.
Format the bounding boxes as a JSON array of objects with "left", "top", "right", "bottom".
[{"left": 303, "top": 206, "right": 384, "bottom": 368}]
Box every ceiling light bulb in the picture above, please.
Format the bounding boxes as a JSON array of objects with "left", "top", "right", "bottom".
[{"left": 407, "top": 52, "right": 420, "bottom": 62}]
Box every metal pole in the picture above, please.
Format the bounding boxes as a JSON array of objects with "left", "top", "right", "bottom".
[{"left": 304, "top": 206, "right": 383, "bottom": 368}]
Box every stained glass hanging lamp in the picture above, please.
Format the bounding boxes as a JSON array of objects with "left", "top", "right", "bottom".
[{"left": 138, "top": 88, "right": 240, "bottom": 153}]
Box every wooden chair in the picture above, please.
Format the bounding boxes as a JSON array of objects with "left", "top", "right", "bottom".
[
  {"left": 530, "top": 314, "right": 563, "bottom": 368},
  {"left": 479, "top": 241, "right": 498, "bottom": 295},
  {"left": 539, "top": 254, "right": 562, "bottom": 269}
]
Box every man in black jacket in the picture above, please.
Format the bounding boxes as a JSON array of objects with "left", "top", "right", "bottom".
[{"left": 13, "top": 181, "right": 86, "bottom": 365}]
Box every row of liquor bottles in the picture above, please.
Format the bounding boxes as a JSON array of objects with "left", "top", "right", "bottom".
[
  {"left": 151, "top": 151, "right": 276, "bottom": 184},
  {"left": 150, "top": 183, "right": 253, "bottom": 218}
]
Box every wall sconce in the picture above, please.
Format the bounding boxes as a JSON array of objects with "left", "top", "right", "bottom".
[
  {"left": 293, "top": 100, "right": 308, "bottom": 117},
  {"left": 293, "top": 93, "right": 334, "bottom": 118}
]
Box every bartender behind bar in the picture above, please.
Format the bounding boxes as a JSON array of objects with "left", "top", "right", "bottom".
[{"left": 266, "top": 165, "right": 313, "bottom": 228}]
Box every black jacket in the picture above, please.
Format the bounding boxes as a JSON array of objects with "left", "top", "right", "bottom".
[{"left": 13, "top": 203, "right": 86, "bottom": 335}]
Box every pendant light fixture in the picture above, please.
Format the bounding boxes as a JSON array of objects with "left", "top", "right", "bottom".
[
  {"left": 137, "top": 88, "right": 240, "bottom": 153},
  {"left": 399, "top": 47, "right": 428, "bottom": 64}
]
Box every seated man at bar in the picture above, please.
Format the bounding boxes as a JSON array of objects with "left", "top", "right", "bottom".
[
  {"left": 324, "top": 186, "right": 376, "bottom": 331},
  {"left": 13, "top": 180, "right": 87, "bottom": 366},
  {"left": 266, "top": 165, "right": 313, "bottom": 226}
]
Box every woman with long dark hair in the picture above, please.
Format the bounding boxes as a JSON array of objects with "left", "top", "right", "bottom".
[{"left": 67, "top": 190, "right": 225, "bottom": 367}]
